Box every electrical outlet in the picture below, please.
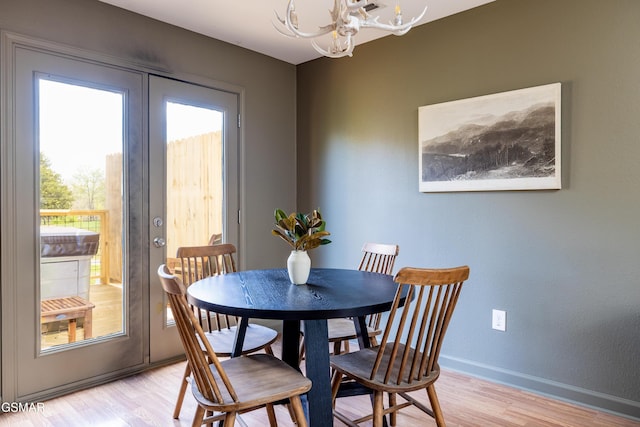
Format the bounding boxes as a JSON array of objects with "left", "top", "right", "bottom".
[{"left": 492, "top": 309, "right": 506, "bottom": 331}]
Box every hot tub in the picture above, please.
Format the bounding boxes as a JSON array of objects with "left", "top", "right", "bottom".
[{"left": 40, "top": 226, "right": 100, "bottom": 300}]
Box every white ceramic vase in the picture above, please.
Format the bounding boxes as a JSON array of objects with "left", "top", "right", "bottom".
[{"left": 287, "top": 250, "right": 311, "bottom": 285}]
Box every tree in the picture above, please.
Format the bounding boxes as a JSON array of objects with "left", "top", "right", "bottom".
[
  {"left": 40, "top": 154, "right": 73, "bottom": 209},
  {"left": 71, "top": 167, "right": 105, "bottom": 210}
]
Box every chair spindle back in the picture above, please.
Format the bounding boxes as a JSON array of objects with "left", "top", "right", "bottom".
[
  {"left": 358, "top": 242, "right": 399, "bottom": 275},
  {"left": 176, "top": 243, "right": 238, "bottom": 332},
  {"left": 371, "top": 266, "right": 470, "bottom": 385},
  {"left": 358, "top": 243, "right": 400, "bottom": 330}
]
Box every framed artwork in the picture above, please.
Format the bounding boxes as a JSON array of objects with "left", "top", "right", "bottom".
[{"left": 418, "top": 83, "right": 561, "bottom": 192}]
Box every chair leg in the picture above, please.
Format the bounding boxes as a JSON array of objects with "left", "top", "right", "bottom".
[
  {"left": 285, "top": 403, "right": 297, "bottom": 425},
  {"left": 265, "top": 403, "right": 277, "bottom": 427},
  {"left": 298, "top": 340, "right": 305, "bottom": 364},
  {"left": 289, "top": 395, "right": 308, "bottom": 427},
  {"left": 426, "top": 384, "right": 446, "bottom": 427},
  {"left": 333, "top": 341, "right": 342, "bottom": 355},
  {"left": 174, "top": 363, "right": 191, "bottom": 418},
  {"left": 330, "top": 370, "right": 343, "bottom": 405},
  {"left": 372, "top": 390, "right": 384, "bottom": 427},
  {"left": 389, "top": 393, "right": 397, "bottom": 426},
  {"left": 192, "top": 406, "right": 206, "bottom": 427},
  {"left": 223, "top": 411, "right": 237, "bottom": 427},
  {"left": 205, "top": 410, "right": 214, "bottom": 427}
]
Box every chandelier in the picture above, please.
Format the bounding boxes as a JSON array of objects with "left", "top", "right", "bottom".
[{"left": 274, "top": 0, "right": 428, "bottom": 58}]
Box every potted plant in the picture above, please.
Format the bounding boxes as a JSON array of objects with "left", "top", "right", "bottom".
[{"left": 272, "top": 208, "right": 331, "bottom": 284}]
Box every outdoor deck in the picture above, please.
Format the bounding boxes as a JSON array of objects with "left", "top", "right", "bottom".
[{"left": 41, "top": 282, "right": 123, "bottom": 348}]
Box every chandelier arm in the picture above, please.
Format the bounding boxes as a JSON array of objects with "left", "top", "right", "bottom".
[
  {"left": 345, "top": 0, "right": 369, "bottom": 12},
  {"left": 311, "top": 40, "right": 355, "bottom": 58},
  {"left": 289, "top": 24, "right": 336, "bottom": 39},
  {"left": 330, "top": 0, "right": 342, "bottom": 21},
  {"left": 272, "top": 12, "right": 296, "bottom": 38},
  {"left": 311, "top": 34, "right": 355, "bottom": 58},
  {"left": 360, "top": 5, "right": 428, "bottom": 34},
  {"left": 274, "top": 0, "right": 338, "bottom": 39}
]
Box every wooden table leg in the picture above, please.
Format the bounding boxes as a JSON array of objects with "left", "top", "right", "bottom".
[
  {"left": 281, "top": 320, "right": 301, "bottom": 370},
  {"left": 353, "top": 315, "right": 369, "bottom": 349},
  {"left": 231, "top": 317, "right": 249, "bottom": 358}
]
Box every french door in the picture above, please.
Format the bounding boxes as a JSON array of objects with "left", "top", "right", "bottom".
[
  {"left": 148, "top": 75, "right": 239, "bottom": 362},
  {"left": 2, "top": 37, "right": 240, "bottom": 400},
  {"left": 5, "top": 43, "right": 146, "bottom": 400}
]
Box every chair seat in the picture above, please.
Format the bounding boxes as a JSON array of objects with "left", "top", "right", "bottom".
[
  {"left": 331, "top": 344, "right": 440, "bottom": 393},
  {"left": 204, "top": 324, "right": 279, "bottom": 357},
  {"left": 327, "top": 318, "right": 381, "bottom": 341},
  {"left": 191, "top": 353, "right": 312, "bottom": 413}
]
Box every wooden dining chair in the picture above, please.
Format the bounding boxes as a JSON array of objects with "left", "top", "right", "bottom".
[
  {"left": 208, "top": 233, "right": 222, "bottom": 245},
  {"left": 167, "top": 233, "right": 221, "bottom": 275},
  {"left": 330, "top": 265, "right": 470, "bottom": 427},
  {"left": 329, "top": 242, "right": 399, "bottom": 354},
  {"left": 298, "top": 243, "right": 399, "bottom": 362},
  {"left": 158, "top": 265, "right": 311, "bottom": 427},
  {"left": 172, "top": 243, "right": 279, "bottom": 419}
]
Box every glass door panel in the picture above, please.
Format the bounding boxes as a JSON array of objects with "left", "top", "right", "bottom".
[
  {"left": 148, "top": 75, "right": 239, "bottom": 362},
  {"left": 38, "top": 79, "right": 125, "bottom": 351},
  {"left": 165, "top": 101, "right": 224, "bottom": 257}
]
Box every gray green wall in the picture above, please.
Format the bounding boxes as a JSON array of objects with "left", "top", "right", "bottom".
[
  {"left": 2, "top": 0, "right": 639, "bottom": 419},
  {"left": 0, "top": 0, "right": 297, "bottom": 269},
  {"left": 297, "top": 0, "right": 640, "bottom": 419}
]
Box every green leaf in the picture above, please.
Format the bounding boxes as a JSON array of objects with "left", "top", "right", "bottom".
[
  {"left": 274, "top": 208, "right": 287, "bottom": 222},
  {"left": 272, "top": 207, "right": 331, "bottom": 251}
]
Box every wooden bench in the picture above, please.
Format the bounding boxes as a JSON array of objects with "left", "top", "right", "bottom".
[{"left": 41, "top": 296, "right": 95, "bottom": 342}]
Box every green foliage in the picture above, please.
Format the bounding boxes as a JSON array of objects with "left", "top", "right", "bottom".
[
  {"left": 40, "top": 154, "right": 73, "bottom": 209},
  {"left": 272, "top": 208, "right": 331, "bottom": 251}
]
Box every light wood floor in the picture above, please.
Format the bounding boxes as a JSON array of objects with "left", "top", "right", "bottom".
[{"left": 2, "top": 337, "right": 638, "bottom": 427}]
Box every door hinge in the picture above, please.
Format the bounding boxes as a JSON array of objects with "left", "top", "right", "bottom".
[
  {"left": 237, "top": 114, "right": 241, "bottom": 128},
  {"left": 238, "top": 210, "right": 241, "bottom": 224}
]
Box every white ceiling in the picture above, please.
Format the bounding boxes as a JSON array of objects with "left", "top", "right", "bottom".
[{"left": 98, "top": 0, "right": 494, "bottom": 65}]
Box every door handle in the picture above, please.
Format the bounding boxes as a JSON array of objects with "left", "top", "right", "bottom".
[{"left": 153, "top": 237, "right": 166, "bottom": 248}]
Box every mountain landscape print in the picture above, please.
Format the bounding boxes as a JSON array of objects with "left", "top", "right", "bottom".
[{"left": 418, "top": 83, "right": 561, "bottom": 192}]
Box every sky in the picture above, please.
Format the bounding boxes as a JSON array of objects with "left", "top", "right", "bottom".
[
  {"left": 166, "top": 101, "right": 222, "bottom": 142},
  {"left": 39, "top": 79, "right": 222, "bottom": 182},
  {"left": 39, "top": 79, "right": 123, "bottom": 182}
]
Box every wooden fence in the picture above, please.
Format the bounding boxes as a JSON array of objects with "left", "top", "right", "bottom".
[{"left": 105, "top": 132, "right": 223, "bottom": 281}]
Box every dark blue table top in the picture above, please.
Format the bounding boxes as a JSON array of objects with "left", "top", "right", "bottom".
[{"left": 186, "top": 267, "right": 400, "bottom": 320}]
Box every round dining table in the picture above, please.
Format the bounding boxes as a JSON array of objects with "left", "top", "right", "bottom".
[{"left": 187, "top": 267, "right": 401, "bottom": 427}]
